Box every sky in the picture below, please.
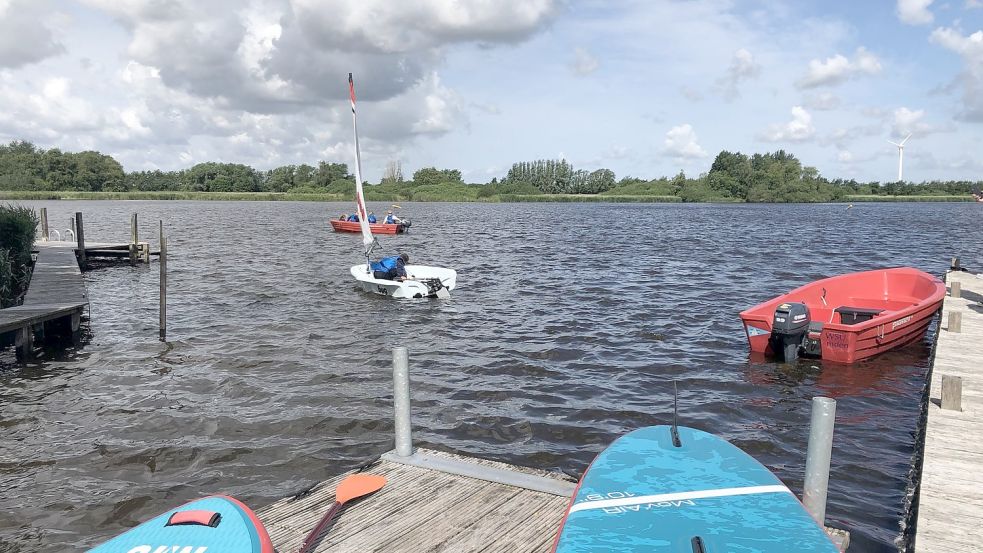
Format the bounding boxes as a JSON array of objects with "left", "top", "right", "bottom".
[{"left": 1, "top": 0, "right": 983, "bottom": 184}]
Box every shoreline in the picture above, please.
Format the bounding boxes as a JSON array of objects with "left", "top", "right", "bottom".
[{"left": 0, "top": 190, "right": 975, "bottom": 203}]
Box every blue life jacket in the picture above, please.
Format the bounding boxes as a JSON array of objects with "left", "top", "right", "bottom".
[
  {"left": 347, "top": 214, "right": 358, "bottom": 222},
  {"left": 384, "top": 215, "right": 395, "bottom": 224},
  {"left": 370, "top": 255, "right": 399, "bottom": 272},
  {"left": 367, "top": 214, "right": 377, "bottom": 223}
]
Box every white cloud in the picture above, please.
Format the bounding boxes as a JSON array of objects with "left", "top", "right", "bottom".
[
  {"left": 663, "top": 124, "right": 708, "bottom": 159},
  {"left": 571, "top": 47, "right": 599, "bottom": 76},
  {"left": 79, "top": 0, "right": 556, "bottom": 111},
  {"left": 716, "top": 48, "right": 761, "bottom": 100},
  {"left": 797, "top": 47, "right": 882, "bottom": 88},
  {"left": 930, "top": 27, "right": 983, "bottom": 121},
  {"left": 760, "top": 106, "right": 815, "bottom": 142},
  {"left": 897, "top": 0, "right": 934, "bottom": 25},
  {"left": 0, "top": 0, "right": 65, "bottom": 68},
  {"left": 803, "top": 91, "right": 841, "bottom": 110},
  {"left": 891, "top": 106, "right": 953, "bottom": 137}
]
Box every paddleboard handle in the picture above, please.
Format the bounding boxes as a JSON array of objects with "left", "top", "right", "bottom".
[
  {"left": 671, "top": 382, "right": 682, "bottom": 447},
  {"left": 166, "top": 510, "right": 221, "bottom": 528},
  {"left": 691, "top": 536, "right": 706, "bottom": 553}
]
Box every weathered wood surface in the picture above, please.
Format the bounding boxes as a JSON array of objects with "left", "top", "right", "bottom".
[
  {"left": 0, "top": 244, "right": 87, "bottom": 353},
  {"left": 0, "top": 304, "right": 86, "bottom": 334},
  {"left": 915, "top": 270, "right": 983, "bottom": 552},
  {"left": 256, "top": 448, "right": 573, "bottom": 553},
  {"left": 25, "top": 244, "right": 87, "bottom": 305}
]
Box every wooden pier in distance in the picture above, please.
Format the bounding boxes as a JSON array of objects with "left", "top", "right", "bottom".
[
  {"left": 913, "top": 268, "right": 983, "bottom": 552},
  {"left": 257, "top": 449, "right": 575, "bottom": 553},
  {"left": 0, "top": 243, "right": 88, "bottom": 357}
]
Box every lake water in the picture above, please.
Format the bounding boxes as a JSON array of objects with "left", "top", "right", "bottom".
[{"left": 1, "top": 200, "right": 981, "bottom": 552}]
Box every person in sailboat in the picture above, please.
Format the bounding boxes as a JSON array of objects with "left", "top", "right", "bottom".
[
  {"left": 371, "top": 253, "right": 409, "bottom": 281},
  {"left": 383, "top": 210, "right": 398, "bottom": 224},
  {"left": 347, "top": 213, "right": 359, "bottom": 222},
  {"left": 367, "top": 212, "right": 377, "bottom": 223}
]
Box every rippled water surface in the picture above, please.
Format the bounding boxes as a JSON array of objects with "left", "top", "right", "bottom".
[{"left": 2, "top": 201, "right": 981, "bottom": 552}]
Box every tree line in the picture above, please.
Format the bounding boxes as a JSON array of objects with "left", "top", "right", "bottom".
[{"left": 1, "top": 140, "right": 979, "bottom": 202}]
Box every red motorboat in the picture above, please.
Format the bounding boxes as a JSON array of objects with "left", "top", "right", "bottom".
[
  {"left": 330, "top": 219, "right": 409, "bottom": 234},
  {"left": 739, "top": 267, "right": 945, "bottom": 364}
]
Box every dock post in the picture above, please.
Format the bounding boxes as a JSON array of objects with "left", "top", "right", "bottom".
[
  {"left": 40, "top": 208, "right": 49, "bottom": 241},
  {"left": 803, "top": 396, "right": 836, "bottom": 526},
  {"left": 951, "top": 281, "right": 961, "bottom": 299},
  {"left": 75, "top": 212, "right": 86, "bottom": 269},
  {"left": 941, "top": 375, "right": 963, "bottom": 411},
  {"left": 393, "top": 346, "right": 413, "bottom": 457},
  {"left": 948, "top": 311, "right": 962, "bottom": 333},
  {"left": 159, "top": 221, "right": 166, "bottom": 341},
  {"left": 129, "top": 213, "right": 138, "bottom": 265},
  {"left": 951, "top": 257, "right": 960, "bottom": 270},
  {"left": 14, "top": 325, "right": 33, "bottom": 359}
]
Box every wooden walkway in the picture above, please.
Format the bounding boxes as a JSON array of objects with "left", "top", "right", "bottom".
[
  {"left": 0, "top": 243, "right": 87, "bottom": 356},
  {"left": 914, "top": 269, "right": 983, "bottom": 552},
  {"left": 256, "top": 448, "right": 575, "bottom": 553}
]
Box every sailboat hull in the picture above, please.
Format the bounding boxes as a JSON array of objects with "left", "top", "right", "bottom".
[{"left": 351, "top": 264, "right": 457, "bottom": 298}]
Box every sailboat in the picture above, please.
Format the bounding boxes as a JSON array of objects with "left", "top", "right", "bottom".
[{"left": 345, "top": 73, "right": 457, "bottom": 299}]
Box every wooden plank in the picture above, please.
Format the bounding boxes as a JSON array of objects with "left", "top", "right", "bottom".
[
  {"left": 256, "top": 449, "right": 572, "bottom": 553},
  {"left": 0, "top": 243, "right": 88, "bottom": 350},
  {"left": 914, "top": 270, "right": 983, "bottom": 552}
]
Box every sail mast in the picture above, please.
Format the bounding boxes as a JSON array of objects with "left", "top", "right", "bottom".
[{"left": 348, "top": 73, "right": 375, "bottom": 261}]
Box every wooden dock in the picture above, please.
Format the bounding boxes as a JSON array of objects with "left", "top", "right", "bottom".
[
  {"left": 913, "top": 269, "right": 983, "bottom": 552},
  {"left": 0, "top": 243, "right": 88, "bottom": 357},
  {"left": 256, "top": 448, "right": 575, "bottom": 553}
]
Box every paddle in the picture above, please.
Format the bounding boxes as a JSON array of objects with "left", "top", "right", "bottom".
[{"left": 297, "top": 473, "right": 387, "bottom": 553}]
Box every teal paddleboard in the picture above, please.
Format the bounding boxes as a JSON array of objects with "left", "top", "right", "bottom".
[
  {"left": 88, "top": 495, "right": 273, "bottom": 553},
  {"left": 552, "top": 425, "right": 840, "bottom": 552}
]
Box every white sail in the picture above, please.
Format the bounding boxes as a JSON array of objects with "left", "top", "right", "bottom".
[{"left": 348, "top": 73, "right": 374, "bottom": 255}]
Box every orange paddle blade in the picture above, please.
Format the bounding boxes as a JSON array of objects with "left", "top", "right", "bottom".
[{"left": 335, "top": 474, "right": 387, "bottom": 505}]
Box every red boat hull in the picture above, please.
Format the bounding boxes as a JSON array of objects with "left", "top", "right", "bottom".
[
  {"left": 330, "top": 220, "right": 407, "bottom": 234},
  {"left": 739, "top": 267, "right": 944, "bottom": 364}
]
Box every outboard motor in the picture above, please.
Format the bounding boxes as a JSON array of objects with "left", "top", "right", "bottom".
[{"left": 768, "top": 302, "right": 810, "bottom": 363}]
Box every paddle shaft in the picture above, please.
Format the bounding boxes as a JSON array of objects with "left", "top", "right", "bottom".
[{"left": 298, "top": 501, "right": 341, "bottom": 553}]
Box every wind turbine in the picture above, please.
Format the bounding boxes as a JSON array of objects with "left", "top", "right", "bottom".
[{"left": 887, "top": 133, "right": 912, "bottom": 182}]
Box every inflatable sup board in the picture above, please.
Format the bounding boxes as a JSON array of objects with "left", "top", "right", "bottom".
[
  {"left": 552, "top": 425, "right": 839, "bottom": 552},
  {"left": 88, "top": 495, "right": 274, "bottom": 553}
]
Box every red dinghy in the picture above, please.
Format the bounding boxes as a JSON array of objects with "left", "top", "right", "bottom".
[
  {"left": 330, "top": 219, "right": 408, "bottom": 234},
  {"left": 740, "top": 267, "right": 945, "bottom": 364}
]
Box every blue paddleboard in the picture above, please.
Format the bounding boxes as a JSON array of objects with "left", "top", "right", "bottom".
[
  {"left": 88, "top": 495, "right": 274, "bottom": 553},
  {"left": 553, "top": 425, "right": 839, "bottom": 552}
]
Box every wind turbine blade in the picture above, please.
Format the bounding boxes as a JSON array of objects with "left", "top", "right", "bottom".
[
  {"left": 887, "top": 140, "right": 901, "bottom": 147},
  {"left": 900, "top": 133, "right": 912, "bottom": 146}
]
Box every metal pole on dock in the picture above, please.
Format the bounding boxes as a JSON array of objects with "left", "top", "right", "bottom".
[
  {"left": 40, "top": 207, "right": 49, "bottom": 241},
  {"left": 75, "top": 212, "right": 86, "bottom": 269},
  {"left": 803, "top": 396, "right": 836, "bottom": 525},
  {"left": 130, "top": 213, "right": 138, "bottom": 265},
  {"left": 159, "top": 220, "right": 167, "bottom": 341},
  {"left": 393, "top": 347, "right": 413, "bottom": 457}
]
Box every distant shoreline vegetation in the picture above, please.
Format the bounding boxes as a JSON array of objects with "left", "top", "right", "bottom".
[{"left": 1, "top": 140, "right": 979, "bottom": 203}]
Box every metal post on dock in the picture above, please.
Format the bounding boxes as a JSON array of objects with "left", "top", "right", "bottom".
[
  {"left": 40, "top": 207, "right": 49, "bottom": 241},
  {"left": 803, "top": 396, "right": 836, "bottom": 526},
  {"left": 75, "top": 212, "right": 86, "bottom": 269},
  {"left": 129, "top": 213, "right": 138, "bottom": 265},
  {"left": 159, "top": 220, "right": 167, "bottom": 341},
  {"left": 393, "top": 346, "right": 413, "bottom": 457}
]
